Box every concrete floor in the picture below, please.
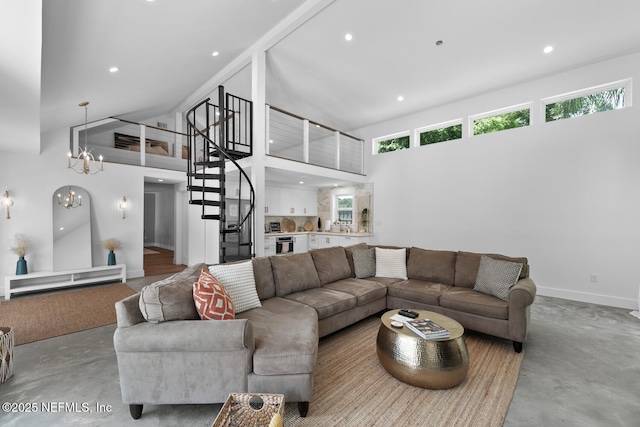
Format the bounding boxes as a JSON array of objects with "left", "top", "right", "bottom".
[{"left": 1, "top": 276, "right": 639, "bottom": 426}]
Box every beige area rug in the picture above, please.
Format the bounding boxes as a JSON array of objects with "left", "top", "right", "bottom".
[
  {"left": 144, "top": 248, "right": 160, "bottom": 255},
  {"left": 284, "top": 316, "right": 524, "bottom": 427},
  {"left": 0, "top": 284, "right": 136, "bottom": 346}
]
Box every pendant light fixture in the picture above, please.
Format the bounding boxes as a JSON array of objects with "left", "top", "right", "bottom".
[{"left": 68, "top": 102, "right": 104, "bottom": 174}]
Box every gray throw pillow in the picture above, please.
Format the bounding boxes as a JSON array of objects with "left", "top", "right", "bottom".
[
  {"left": 473, "top": 255, "right": 523, "bottom": 301},
  {"left": 353, "top": 248, "right": 376, "bottom": 278},
  {"left": 139, "top": 277, "right": 200, "bottom": 323}
]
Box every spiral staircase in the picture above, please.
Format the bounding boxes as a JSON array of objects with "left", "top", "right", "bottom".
[{"left": 185, "top": 86, "right": 254, "bottom": 263}]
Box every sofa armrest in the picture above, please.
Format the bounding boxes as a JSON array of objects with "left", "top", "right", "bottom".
[
  {"left": 508, "top": 277, "right": 536, "bottom": 343},
  {"left": 114, "top": 318, "right": 255, "bottom": 353},
  {"left": 115, "top": 293, "right": 145, "bottom": 328},
  {"left": 509, "top": 277, "right": 536, "bottom": 307}
]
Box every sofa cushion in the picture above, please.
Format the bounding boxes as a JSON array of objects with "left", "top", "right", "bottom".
[
  {"left": 310, "top": 246, "right": 352, "bottom": 285},
  {"left": 271, "top": 252, "right": 321, "bottom": 297},
  {"left": 283, "top": 288, "right": 357, "bottom": 320},
  {"left": 387, "top": 279, "right": 453, "bottom": 306},
  {"left": 439, "top": 287, "right": 509, "bottom": 319},
  {"left": 252, "top": 257, "right": 276, "bottom": 300},
  {"left": 193, "top": 269, "right": 235, "bottom": 320},
  {"left": 352, "top": 248, "right": 376, "bottom": 278},
  {"left": 323, "top": 278, "right": 387, "bottom": 306},
  {"left": 236, "top": 297, "right": 317, "bottom": 375},
  {"left": 473, "top": 255, "right": 523, "bottom": 300},
  {"left": 407, "top": 247, "right": 457, "bottom": 285},
  {"left": 344, "top": 242, "right": 369, "bottom": 277},
  {"left": 209, "top": 261, "right": 262, "bottom": 313},
  {"left": 375, "top": 247, "right": 408, "bottom": 280},
  {"left": 455, "top": 251, "right": 529, "bottom": 288},
  {"left": 138, "top": 277, "right": 200, "bottom": 323}
]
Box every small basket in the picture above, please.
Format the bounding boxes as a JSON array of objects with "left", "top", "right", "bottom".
[
  {"left": 0, "top": 326, "right": 14, "bottom": 384},
  {"left": 212, "top": 393, "right": 284, "bottom": 427}
]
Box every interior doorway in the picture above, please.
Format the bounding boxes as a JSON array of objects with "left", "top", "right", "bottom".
[{"left": 143, "top": 181, "right": 186, "bottom": 276}]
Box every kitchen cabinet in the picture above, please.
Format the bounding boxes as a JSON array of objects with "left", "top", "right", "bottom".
[
  {"left": 339, "top": 235, "right": 372, "bottom": 247},
  {"left": 265, "top": 187, "right": 280, "bottom": 215},
  {"left": 266, "top": 186, "right": 317, "bottom": 216},
  {"left": 293, "top": 235, "right": 308, "bottom": 253},
  {"left": 309, "top": 233, "right": 372, "bottom": 249},
  {"left": 264, "top": 235, "right": 276, "bottom": 256}
]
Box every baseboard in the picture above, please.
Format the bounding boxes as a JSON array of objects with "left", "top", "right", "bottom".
[
  {"left": 537, "top": 286, "right": 637, "bottom": 310},
  {"left": 127, "top": 269, "right": 145, "bottom": 279}
]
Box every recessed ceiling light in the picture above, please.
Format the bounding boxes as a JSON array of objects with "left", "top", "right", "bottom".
[
  {"left": 158, "top": 179, "right": 164, "bottom": 182},
  {"left": 212, "top": 51, "right": 220, "bottom": 57},
  {"left": 109, "top": 67, "right": 119, "bottom": 73},
  {"left": 269, "top": 139, "right": 274, "bottom": 144},
  {"left": 543, "top": 46, "right": 554, "bottom": 54},
  {"left": 345, "top": 33, "right": 353, "bottom": 41},
  {"left": 299, "top": 181, "right": 304, "bottom": 185},
  {"left": 397, "top": 95, "right": 404, "bottom": 102}
]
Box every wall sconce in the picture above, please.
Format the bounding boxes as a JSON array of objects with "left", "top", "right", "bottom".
[
  {"left": 119, "top": 196, "right": 127, "bottom": 219},
  {"left": 2, "top": 190, "right": 14, "bottom": 219}
]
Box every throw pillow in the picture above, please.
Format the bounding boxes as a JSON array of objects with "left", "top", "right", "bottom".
[
  {"left": 209, "top": 261, "right": 262, "bottom": 313},
  {"left": 473, "top": 255, "right": 523, "bottom": 300},
  {"left": 353, "top": 248, "right": 376, "bottom": 278},
  {"left": 375, "top": 247, "right": 408, "bottom": 280},
  {"left": 193, "top": 269, "right": 235, "bottom": 320},
  {"left": 138, "top": 277, "right": 200, "bottom": 323}
]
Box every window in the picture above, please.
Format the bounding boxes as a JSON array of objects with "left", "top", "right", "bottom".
[
  {"left": 471, "top": 104, "right": 531, "bottom": 136},
  {"left": 543, "top": 79, "right": 630, "bottom": 122},
  {"left": 373, "top": 131, "right": 410, "bottom": 154},
  {"left": 416, "top": 120, "right": 462, "bottom": 146},
  {"left": 336, "top": 195, "right": 354, "bottom": 223}
]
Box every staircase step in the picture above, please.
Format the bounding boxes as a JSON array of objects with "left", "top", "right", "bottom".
[
  {"left": 201, "top": 214, "right": 221, "bottom": 220},
  {"left": 189, "top": 200, "right": 221, "bottom": 207},
  {"left": 188, "top": 173, "right": 221, "bottom": 180},
  {"left": 193, "top": 161, "right": 222, "bottom": 168},
  {"left": 188, "top": 186, "right": 221, "bottom": 194}
]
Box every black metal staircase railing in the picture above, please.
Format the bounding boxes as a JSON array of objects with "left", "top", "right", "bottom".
[{"left": 186, "top": 86, "right": 254, "bottom": 263}]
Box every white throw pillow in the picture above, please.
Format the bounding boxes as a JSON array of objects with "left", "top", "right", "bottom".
[
  {"left": 375, "top": 247, "right": 408, "bottom": 280},
  {"left": 209, "top": 261, "right": 262, "bottom": 313}
]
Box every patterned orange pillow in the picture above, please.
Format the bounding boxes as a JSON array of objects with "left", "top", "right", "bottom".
[{"left": 193, "top": 269, "right": 235, "bottom": 320}]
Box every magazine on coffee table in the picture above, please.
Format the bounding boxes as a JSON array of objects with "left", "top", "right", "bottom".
[{"left": 405, "top": 318, "right": 450, "bottom": 339}]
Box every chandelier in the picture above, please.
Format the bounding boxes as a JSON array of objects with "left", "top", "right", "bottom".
[
  {"left": 57, "top": 188, "right": 82, "bottom": 209},
  {"left": 68, "top": 102, "right": 104, "bottom": 175}
]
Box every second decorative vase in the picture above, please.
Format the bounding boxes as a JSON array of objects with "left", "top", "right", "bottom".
[
  {"left": 16, "top": 256, "right": 28, "bottom": 275},
  {"left": 108, "top": 250, "right": 116, "bottom": 266}
]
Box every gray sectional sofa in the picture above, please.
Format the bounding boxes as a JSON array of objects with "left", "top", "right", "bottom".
[{"left": 113, "top": 243, "right": 536, "bottom": 419}]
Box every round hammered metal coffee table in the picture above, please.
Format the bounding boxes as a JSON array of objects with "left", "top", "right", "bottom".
[{"left": 376, "top": 309, "right": 469, "bottom": 389}]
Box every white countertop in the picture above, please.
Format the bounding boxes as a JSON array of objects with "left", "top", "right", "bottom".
[{"left": 264, "top": 231, "right": 373, "bottom": 237}]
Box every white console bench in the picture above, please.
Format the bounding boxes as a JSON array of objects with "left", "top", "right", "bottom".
[{"left": 4, "top": 264, "right": 126, "bottom": 300}]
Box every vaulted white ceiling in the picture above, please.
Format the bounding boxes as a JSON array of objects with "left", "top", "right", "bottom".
[{"left": 25, "top": 0, "right": 640, "bottom": 141}]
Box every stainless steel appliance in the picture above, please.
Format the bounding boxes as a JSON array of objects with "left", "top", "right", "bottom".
[{"left": 276, "top": 236, "right": 294, "bottom": 254}]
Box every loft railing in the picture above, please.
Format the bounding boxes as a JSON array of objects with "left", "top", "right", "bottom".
[
  {"left": 266, "top": 105, "right": 364, "bottom": 174},
  {"left": 69, "top": 117, "right": 189, "bottom": 172}
]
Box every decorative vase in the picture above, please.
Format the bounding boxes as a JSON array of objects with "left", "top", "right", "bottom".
[
  {"left": 16, "top": 256, "right": 27, "bottom": 275},
  {"left": 108, "top": 250, "right": 116, "bottom": 266}
]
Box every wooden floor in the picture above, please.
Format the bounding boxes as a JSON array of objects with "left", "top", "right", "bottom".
[{"left": 143, "top": 246, "right": 187, "bottom": 276}]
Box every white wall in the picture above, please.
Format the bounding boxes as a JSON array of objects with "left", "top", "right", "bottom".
[
  {"left": 0, "top": 126, "right": 205, "bottom": 297},
  {"left": 356, "top": 52, "right": 640, "bottom": 309}
]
